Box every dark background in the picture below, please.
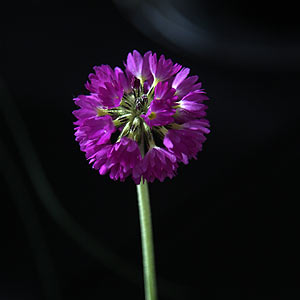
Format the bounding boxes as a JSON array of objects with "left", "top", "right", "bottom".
[{"left": 1, "top": 0, "right": 300, "bottom": 299}]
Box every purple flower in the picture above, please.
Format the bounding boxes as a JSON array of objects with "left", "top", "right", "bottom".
[
  {"left": 73, "top": 50, "right": 210, "bottom": 183},
  {"left": 97, "top": 81, "right": 124, "bottom": 108},
  {"left": 174, "top": 90, "right": 209, "bottom": 123},
  {"left": 142, "top": 147, "right": 178, "bottom": 182},
  {"left": 85, "top": 65, "right": 116, "bottom": 92},
  {"left": 149, "top": 53, "right": 182, "bottom": 82},
  {"left": 73, "top": 94, "right": 101, "bottom": 125},
  {"left": 172, "top": 68, "right": 202, "bottom": 99},
  {"left": 99, "top": 137, "right": 142, "bottom": 184},
  {"left": 163, "top": 120, "right": 210, "bottom": 164},
  {"left": 126, "top": 50, "right": 152, "bottom": 82},
  {"left": 142, "top": 100, "right": 175, "bottom": 128},
  {"left": 153, "top": 81, "right": 177, "bottom": 104},
  {"left": 141, "top": 82, "right": 176, "bottom": 127},
  {"left": 75, "top": 115, "right": 116, "bottom": 154},
  {"left": 114, "top": 67, "right": 133, "bottom": 94}
]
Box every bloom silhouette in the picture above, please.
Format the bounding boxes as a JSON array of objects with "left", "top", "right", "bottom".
[{"left": 73, "top": 50, "right": 210, "bottom": 183}]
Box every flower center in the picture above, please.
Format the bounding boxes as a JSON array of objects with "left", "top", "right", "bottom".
[
  {"left": 135, "top": 94, "right": 148, "bottom": 112},
  {"left": 148, "top": 112, "right": 156, "bottom": 120},
  {"left": 100, "top": 81, "right": 164, "bottom": 151}
]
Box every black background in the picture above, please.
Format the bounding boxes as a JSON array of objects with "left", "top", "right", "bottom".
[{"left": 1, "top": 1, "right": 300, "bottom": 299}]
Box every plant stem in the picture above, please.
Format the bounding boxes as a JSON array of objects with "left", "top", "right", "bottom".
[{"left": 136, "top": 180, "right": 157, "bottom": 300}]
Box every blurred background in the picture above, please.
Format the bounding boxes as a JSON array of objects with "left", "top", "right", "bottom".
[{"left": 1, "top": 0, "right": 300, "bottom": 299}]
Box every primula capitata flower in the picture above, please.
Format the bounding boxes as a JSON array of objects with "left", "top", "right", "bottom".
[{"left": 73, "top": 50, "right": 210, "bottom": 184}]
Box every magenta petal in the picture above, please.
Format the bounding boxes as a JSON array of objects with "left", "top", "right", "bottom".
[
  {"left": 172, "top": 67, "right": 190, "bottom": 89},
  {"left": 181, "top": 101, "right": 206, "bottom": 112},
  {"left": 99, "top": 164, "right": 109, "bottom": 175},
  {"left": 114, "top": 67, "right": 132, "bottom": 94},
  {"left": 149, "top": 53, "right": 157, "bottom": 77},
  {"left": 126, "top": 50, "right": 143, "bottom": 78},
  {"left": 141, "top": 51, "right": 152, "bottom": 81},
  {"left": 163, "top": 136, "right": 173, "bottom": 148}
]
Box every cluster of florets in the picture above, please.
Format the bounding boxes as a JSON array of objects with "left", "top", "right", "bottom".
[{"left": 73, "top": 50, "right": 210, "bottom": 184}]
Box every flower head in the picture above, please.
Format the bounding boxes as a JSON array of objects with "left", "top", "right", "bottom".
[{"left": 73, "top": 50, "right": 210, "bottom": 183}]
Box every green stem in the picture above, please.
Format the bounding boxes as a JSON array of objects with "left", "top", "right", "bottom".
[{"left": 136, "top": 180, "right": 158, "bottom": 300}]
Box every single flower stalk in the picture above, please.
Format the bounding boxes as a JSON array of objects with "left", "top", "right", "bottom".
[{"left": 73, "top": 50, "right": 210, "bottom": 300}]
